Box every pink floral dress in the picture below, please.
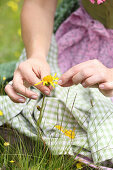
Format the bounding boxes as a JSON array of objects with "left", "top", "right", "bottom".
[{"left": 56, "top": 1, "right": 113, "bottom": 74}]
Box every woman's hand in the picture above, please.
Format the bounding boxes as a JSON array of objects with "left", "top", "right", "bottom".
[
  {"left": 5, "top": 0, "right": 58, "bottom": 103},
  {"left": 5, "top": 57, "right": 51, "bottom": 103},
  {"left": 58, "top": 59, "right": 113, "bottom": 97}
]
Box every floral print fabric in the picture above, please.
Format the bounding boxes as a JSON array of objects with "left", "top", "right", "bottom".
[{"left": 56, "top": 5, "right": 113, "bottom": 74}]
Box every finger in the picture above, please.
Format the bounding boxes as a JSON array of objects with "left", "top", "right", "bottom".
[
  {"left": 5, "top": 84, "right": 26, "bottom": 103},
  {"left": 99, "top": 82, "right": 113, "bottom": 90},
  {"left": 58, "top": 60, "right": 94, "bottom": 86},
  {"left": 72, "top": 69, "right": 92, "bottom": 85},
  {"left": 40, "top": 66, "right": 53, "bottom": 93},
  {"left": 82, "top": 75, "right": 104, "bottom": 88},
  {"left": 13, "top": 73, "right": 39, "bottom": 99},
  {"left": 48, "top": 85, "right": 54, "bottom": 91},
  {"left": 28, "top": 67, "right": 51, "bottom": 95},
  {"left": 59, "top": 79, "right": 73, "bottom": 87},
  {"left": 16, "top": 69, "right": 50, "bottom": 96},
  {"left": 32, "top": 62, "right": 50, "bottom": 79}
]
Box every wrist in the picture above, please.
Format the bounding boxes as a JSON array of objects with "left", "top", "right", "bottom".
[
  {"left": 27, "top": 51, "right": 47, "bottom": 61},
  {"left": 25, "top": 43, "right": 49, "bottom": 61}
]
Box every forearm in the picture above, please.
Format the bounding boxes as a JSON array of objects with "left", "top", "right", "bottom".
[{"left": 21, "top": 0, "right": 57, "bottom": 59}]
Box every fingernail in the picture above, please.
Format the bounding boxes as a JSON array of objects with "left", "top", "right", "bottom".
[
  {"left": 31, "top": 95, "right": 38, "bottom": 99},
  {"left": 44, "top": 91, "right": 49, "bottom": 95},
  {"left": 99, "top": 85, "right": 104, "bottom": 89},
  {"left": 58, "top": 80, "right": 63, "bottom": 85},
  {"left": 18, "top": 99, "right": 25, "bottom": 103}
]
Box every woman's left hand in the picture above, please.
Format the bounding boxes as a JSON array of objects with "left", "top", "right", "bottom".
[{"left": 58, "top": 59, "right": 113, "bottom": 97}]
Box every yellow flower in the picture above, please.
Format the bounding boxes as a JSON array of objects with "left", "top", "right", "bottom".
[
  {"left": 34, "top": 73, "right": 59, "bottom": 88},
  {"left": 3, "top": 77, "right": 6, "bottom": 81},
  {"left": 18, "top": 28, "right": 21, "bottom": 37},
  {"left": 76, "top": 162, "right": 83, "bottom": 169},
  {"left": 54, "top": 125, "right": 75, "bottom": 139},
  {"left": 4, "top": 142, "right": 10, "bottom": 147},
  {"left": 0, "top": 110, "right": 3, "bottom": 116},
  {"left": 7, "top": 1, "right": 18, "bottom": 12},
  {"left": 9, "top": 160, "right": 15, "bottom": 163}
]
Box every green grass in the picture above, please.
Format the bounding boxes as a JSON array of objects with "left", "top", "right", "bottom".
[{"left": 0, "top": 127, "right": 91, "bottom": 170}]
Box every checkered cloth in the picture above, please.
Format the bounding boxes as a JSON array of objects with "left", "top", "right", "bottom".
[{"left": 0, "top": 35, "right": 113, "bottom": 168}]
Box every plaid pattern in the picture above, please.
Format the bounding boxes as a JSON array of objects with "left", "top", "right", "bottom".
[{"left": 0, "top": 35, "right": 113, "bottom": 168}]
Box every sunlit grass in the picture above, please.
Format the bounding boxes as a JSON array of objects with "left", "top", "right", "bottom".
[{"left": 0, "top": 127, "right": 81, "bottom": 170}]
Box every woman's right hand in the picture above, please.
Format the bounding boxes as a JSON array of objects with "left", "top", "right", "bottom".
[
  {"left": 5, "top": 57, "right": 51, "bottom": 103},
  {"left": 5, "top": 0, "right": 57, "bottom": 103}
]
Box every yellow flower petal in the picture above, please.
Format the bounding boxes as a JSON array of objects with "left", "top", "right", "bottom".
[
  {"left": 53, "top": 73, "right": 59, "bottom": 80},
  {"left": 0, "top": 110, "right": 3, "bottom": 116},
  {"left": 34, "top": 74, "right": 59, "bottom": 88},
  {"left": 43, "top": 81, "right": 48, "bottom": 86},
  {"left": 54, "top": 82, "right": 58, "bottom": 84},
  {"left": 54, "top": 125, "right": 75, "bottom": 139},
  {"left": 4, "top": 142, "right": 10, "bottom": 146},
  {"left": 54, "top": 73, "right": 57, "bottom": 77},
  {"left": 34, "top": 81, "right": 43, "bottom": 86},
  {"left": 55, "top": 125, "right": 62, "bottom": 130},
  {"left": 50, "top": 82, "right": 55, "bottom": 88},
  {"left": 54, "top": 77, "right": 59, "bottom": 80},
  {"left": 9, "top": 160, "right": 15, "bottom": 163}
]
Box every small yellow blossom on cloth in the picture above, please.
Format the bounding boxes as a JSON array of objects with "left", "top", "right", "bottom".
[
  {"left": 0, "top": 110, "right": 3, "bottom": 116},
  {"left": 4, "top": 142, "right": 10, "bottom": 147},
  {"left": 3, "top": 77, "right": 6, "bottom": 81},
  {"left": 76, "top": 162, "right": 83, "bottom": 169},
  {"left": 34, "top": 73, "right": 59, "bottom": 88},
  {"left": 9, "top": 160, "right": 15, "bottom": 163},
  {"left": 54, "top": 125, "right": 75, "bottom": 139}
]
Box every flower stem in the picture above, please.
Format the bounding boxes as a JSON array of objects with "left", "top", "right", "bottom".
[{"left": 37, "top": 94, "right": 45, "bottom": 136}]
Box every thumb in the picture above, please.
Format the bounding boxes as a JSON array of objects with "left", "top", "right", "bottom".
[{"left": 99, "top": 82, "right": 113, "bottom": 90}]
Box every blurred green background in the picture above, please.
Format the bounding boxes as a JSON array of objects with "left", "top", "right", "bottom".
[
  {"left": 0, "top": 0, "right": 24, "bottom": 63},
  {"left": 0, "top": 0, "right": 62, "bottom": 64}
]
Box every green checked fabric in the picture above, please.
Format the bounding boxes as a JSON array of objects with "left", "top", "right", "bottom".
[{"left": 0, "top": 35, "right": 113, "bottom": 168}]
